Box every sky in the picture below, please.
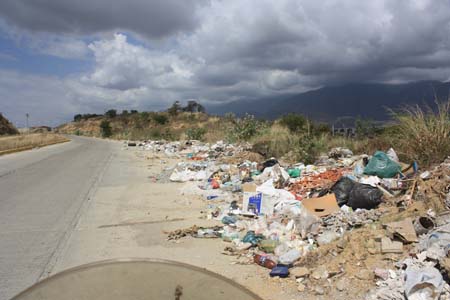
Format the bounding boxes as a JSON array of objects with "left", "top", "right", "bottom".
[{"left": 1, "top": 0, "right": 450, "bottom": 127}]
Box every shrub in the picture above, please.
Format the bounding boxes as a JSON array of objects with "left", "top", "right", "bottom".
[
  {"left": 279, "top": 113, "right": 307, "bottom": 132},
  {"left": 186, "top": 127, "right": 207, "bottom": 140},
  {"left": 105, "top": 109, "right": 117, "bottom": 118},
  {"left": 152, "top": 114, "right": 168, "bottom": 125},
  {"left": 389, "top": 101, "right": 450, "bottom": 166},
  {"left": 139, "top": 112, "right": 150, "bottom": 123},
  {"left": 100, "top": 120, "right": 112, "bottom": 137},
  {"left": 251, "top": 125, "right": 323, "bottom": 164},
  {"left": 228, "top": 114, "right": 266, "bottom": 142},
  {"left": 73, "top": 114, "right": 82, "bottom": 122}
]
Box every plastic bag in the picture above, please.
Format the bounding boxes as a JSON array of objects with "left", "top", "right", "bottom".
[
  {"left": 386, "top": 148, "right": 400, "bottom": 163},
  {"left": 330, "top": 177, "right": 355, "bottom": 206},
  {"left": 347, "top": 183, "right": 383, "bottom": 210},
  {"left": 404, "top": 267, "right": 443, "bottom": 300},
  {"left": 287, "top": 168, "right": 301, "bottom": 178},
  {"left": 363, "top": 151, "right": 401, "bottom": 178}
]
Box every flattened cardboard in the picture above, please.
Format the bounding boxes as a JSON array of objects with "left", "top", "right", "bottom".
[{"left": 302, "top": 193, "right": 340, "bottom": 217}]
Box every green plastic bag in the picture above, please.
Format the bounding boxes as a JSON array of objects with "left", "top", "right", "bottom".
[
  {"left": 363, "top": 151, "right": 401, "bottom": 178},
  {"left": 287, "top": 168, "right": 301, "bottom": 178}
]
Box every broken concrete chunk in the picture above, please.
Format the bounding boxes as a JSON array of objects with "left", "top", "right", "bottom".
[
  {"left": 381, "top": 237, "right": 403, "bottom": 253},
  {"left": 384, "top": 218, "right": 418, "bottom": 243},
  {"left": 374, "top": 268, "right": 389, "bottom": 281}
]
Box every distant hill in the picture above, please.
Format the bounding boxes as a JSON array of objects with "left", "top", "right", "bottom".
[
  {"left": 0, "top": 113, "right": 19, "bottom": 135},
  {"left": 207, "top": 81, "right": 450, "bottom": 122}
]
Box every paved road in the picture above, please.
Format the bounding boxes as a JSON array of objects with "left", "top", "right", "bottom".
[{"left": 0, "top": 136, "right": 118, "bottom": 300}]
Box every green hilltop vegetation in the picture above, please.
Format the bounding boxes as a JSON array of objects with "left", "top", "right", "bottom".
[{"left": 57, "top": 100, "right": 450, "bottom": 167}]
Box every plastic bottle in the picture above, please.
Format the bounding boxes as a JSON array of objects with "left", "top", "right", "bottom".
[
  {"left": 278, "top": 249, "right": 302, "bottom": 265},
  {"left": 253, "top": 254, "right": 276, "bottom": 269}
]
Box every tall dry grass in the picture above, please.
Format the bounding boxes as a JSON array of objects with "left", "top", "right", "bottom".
[
  {"left": 0, "top": 133, "right": 69, "bottom": 152},
  {"left": 390, "top": 101, "right": 450, "bottom": 166}
]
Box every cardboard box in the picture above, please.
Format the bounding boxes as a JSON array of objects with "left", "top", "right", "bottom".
[{"left": 302, "top": 193, "right": 340, "bottom": 217}]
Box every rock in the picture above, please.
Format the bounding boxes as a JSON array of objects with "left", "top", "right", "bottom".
[
  {"left": 296, "top": 277, "right": 304, "bottom": 283},
  {"left": 337, "top": 238, "right": 348, "bottom": 249},
  {"left": 356, "top": 269, "right": 374, "bottom": 281},
  {"left": 312, "top": 266, "right": 329, "bottom": 280},
  {"left": 291, "top": 267, "right": 310, "bottom": 278},
  {"left": 314, "top": 286, "right": 325, "bottom": 295},
  {"left": 297, "top": 283, "right": 306, "bottom": 292},
  {"left": 336, "top": 279, "right": 346, "bottom": 291},
  {"left": 374, "top": 268, "right": 389, "bottom": 280}
]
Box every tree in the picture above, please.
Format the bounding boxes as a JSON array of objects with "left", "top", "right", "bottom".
[
  {"left": 105, "top": 109, "right": 117, "bottom": 118},
  {"left": 121, "top": 110, "right": 129, "bottom": 116},
  {"left": 183, "top": 100, "right": 205, "bottom": 113},
  {"left": 100, "top": 120, "right": 112, "bottom": 137},
  {"left": 168, "top": 101, "right": 181, "bottom": 116},
  {"left": 130, "top": 110, "right": 138, "bottom": 114},
  {"left": 73, "top": 114, "right": 82, "bottom": 122}
]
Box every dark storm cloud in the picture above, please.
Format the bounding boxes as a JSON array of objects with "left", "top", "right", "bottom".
[
  {"left": 185, "top": 0, "right": 450, "bottom": 89},
  {"left": 3, "top": 0, "right": 450, "bottom": 126},
  {"left": 0, "top": 0, "right": 206, "bottom": 39}
]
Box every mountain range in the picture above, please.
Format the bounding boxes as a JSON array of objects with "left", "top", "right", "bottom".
[{"left": 207, "top": 81, "right": 450, "bottom": 122}]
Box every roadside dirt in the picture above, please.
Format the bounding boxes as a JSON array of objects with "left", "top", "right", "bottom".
[{"left": 53, "top": 147, "right": 422, "bottom": 300}]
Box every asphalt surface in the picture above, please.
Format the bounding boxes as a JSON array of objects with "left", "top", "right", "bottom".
[{"left": 0, "top": 136, "right": 118, "bottom": 300}]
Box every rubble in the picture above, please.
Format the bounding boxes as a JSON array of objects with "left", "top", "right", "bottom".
[{"left": 135, "top": 141, "right": 450, "bottom": 299}]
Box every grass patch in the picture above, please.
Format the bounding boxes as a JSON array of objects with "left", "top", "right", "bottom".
[
  {"left": 389, "top": 101, "right": 450, "bottom": 166},
  {"left": 0, "top": 133, "right": 69, "bottom": 153}
]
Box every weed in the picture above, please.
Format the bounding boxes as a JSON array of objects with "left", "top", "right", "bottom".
[
  {"left": 227, "top": 114, "right": 267, "bottom": 142},
  {"left": 389, "top": 101, "right": 450, "bottom": 166},
  {"left": 185, "top": 127, "right": 207, "bottom": 140}
]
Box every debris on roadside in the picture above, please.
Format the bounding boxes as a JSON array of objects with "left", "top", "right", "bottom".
[{"left": 133, "top": 140, "right": 450, "bottom": 299}]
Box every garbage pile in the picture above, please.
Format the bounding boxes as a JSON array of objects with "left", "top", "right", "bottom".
[
  {"left": 136, "top": 140, "right": 249, "bottom": 159},
  {"left": 139, "top": 140, "right": 450, "bottom": 298}
]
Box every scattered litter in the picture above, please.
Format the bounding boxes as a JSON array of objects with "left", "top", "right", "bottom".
[{"left": 134, "top": 141, "right": 450, "bottom": 299}]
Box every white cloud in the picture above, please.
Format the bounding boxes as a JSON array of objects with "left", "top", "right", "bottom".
[
  {"left": 2, "top": 0, "right": 450, "bottom": 124},
  {"left": 38, "top": 38, "right": 89, "bottom": 59},
  {"left": 84, "top": 33, "right": 194, "bottom": 91}
]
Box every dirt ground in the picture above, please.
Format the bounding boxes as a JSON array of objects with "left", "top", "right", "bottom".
[{"left": 51, "top": 147, "right": 420, "bottom": 300}]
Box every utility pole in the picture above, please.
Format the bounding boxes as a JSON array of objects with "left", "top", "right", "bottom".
[{"left": 26, "top": 113, "right": 29, "bottom": 133}]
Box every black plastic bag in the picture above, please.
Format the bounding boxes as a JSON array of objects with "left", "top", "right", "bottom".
[
  {"left": 262, "top": 158, "right": 279, "bottom": 169},
  {"left": 348, "top": 183, "right": 383, "bottom": 210},
  {"left": 330, "top": 177, "right": 355, "bottom": 206}
]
